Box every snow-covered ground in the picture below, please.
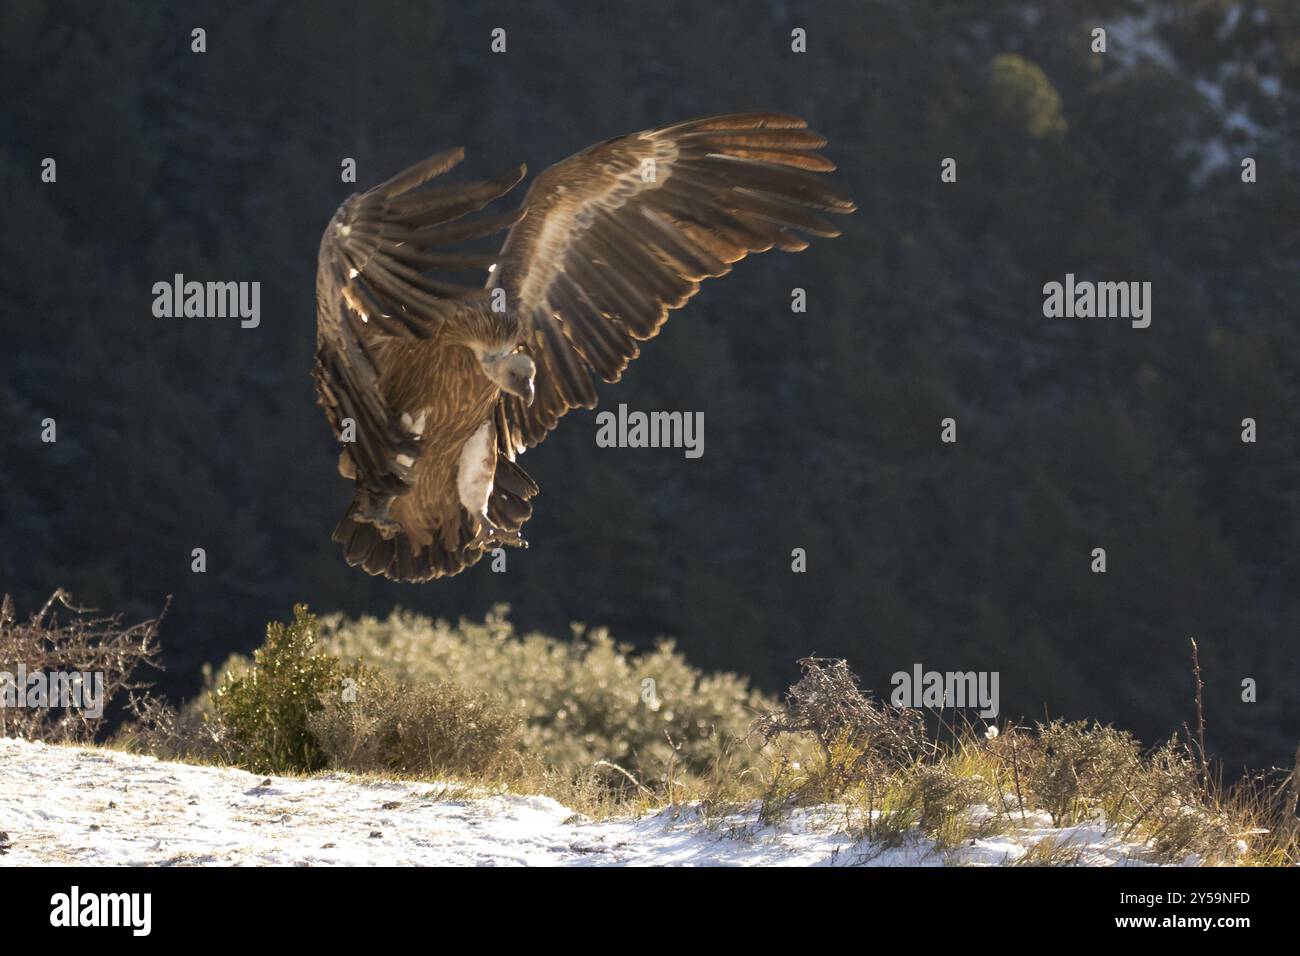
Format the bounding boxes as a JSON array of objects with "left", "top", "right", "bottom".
[{"left": 0, "top": 737, "right": 1159, "bottom": 866}]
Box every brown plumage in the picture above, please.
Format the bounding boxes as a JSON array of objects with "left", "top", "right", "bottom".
[{"left": 313, "top": 112, "right": 855, "bottom": 581}]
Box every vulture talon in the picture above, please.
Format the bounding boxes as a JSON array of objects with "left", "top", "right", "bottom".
[{"left": 470, "top": 514, "right": 528, "bottom": 551}]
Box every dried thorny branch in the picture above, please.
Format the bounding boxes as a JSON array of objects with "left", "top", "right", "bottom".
[
  {"left": 1287, "top": 742, "right": 1300, "bottom": 843},
  {"left": 754, "top": 657, "right": 928, "bottom": 772},
  {"left": 1189, "top": 637, "right": 1212, "bottom": 797},
  {"left": 120, "top": 690, "right": 234, "bottom": 764},
  {"left": 0, "top": 589, "right": 166, "bottom": 743},
  {"left": 1008, "top": 727, "right": 1028, "bottom": 823}
]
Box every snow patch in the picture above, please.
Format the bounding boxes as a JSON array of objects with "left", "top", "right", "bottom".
[{"left": 0, "top": 738, "right": 1163, "bottom": 867}]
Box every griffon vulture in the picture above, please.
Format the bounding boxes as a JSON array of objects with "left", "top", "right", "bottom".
[{"left": 313, "top": 112, "right": 854, "bottom": 581}]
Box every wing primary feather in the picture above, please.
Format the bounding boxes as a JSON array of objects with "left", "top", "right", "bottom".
[
  {"left": 552, "top": 271, "right": 639, "bottom": 373},
  {"left": 728, "top": 188, "right": 844, "bottom": 237},
  {"left": 696, "top": 146, "right": 838, "bottom": 172},
  {"left": 676, "top": 128, "right": 829, "bottom": 149},
  {"left": 383, "top": 248, "right": 502, "bottom": 272},
  {"left": 410, "top": 207, "right": 527, "bottom": 246},
  {"left": 631, "top": 207, "right": 730, "bottom": 278},
  {"left": 378, "top": 147, "right": 466, "bottom": 198},
  {"left": 565, "top": 255, "right": 663, "bottom": 338},
  {"left": 658, "top": 112, "right": 809, "bottom": 133},
  {"left": 383, "top": 165, "right": 525, "bottom": 223},
  {"left": 586, "top": 216, "right": 692, "bottom": 305},
  {"left": 677, "top": 155, "right": 856, "bottom": 211}
]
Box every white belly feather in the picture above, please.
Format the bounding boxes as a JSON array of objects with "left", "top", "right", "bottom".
[{"left": 456, "top": 420, "right": 495, "bottom": 516}]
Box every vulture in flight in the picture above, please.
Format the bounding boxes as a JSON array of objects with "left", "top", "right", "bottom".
[{"left": 313, "top": 112, "right": 855, "bottom": 581}]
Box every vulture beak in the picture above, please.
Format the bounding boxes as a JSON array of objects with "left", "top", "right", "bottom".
[{"left": 523, "top": 378, "right": 535, "bottom": 407}]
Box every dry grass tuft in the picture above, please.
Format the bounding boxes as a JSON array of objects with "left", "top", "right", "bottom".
[{"left": 308, "top": 670, "right": 525, "bottom": 781}]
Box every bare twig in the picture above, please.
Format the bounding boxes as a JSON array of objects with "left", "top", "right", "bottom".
[
  {"left": 592, "top": 760, "right": 653, "bottom": 796},
  {"left": 1009, "top": 730, "right": 1028, "bottom": 823},
  {"left": 1189, "top": 638, "right": 1211, "bottom": 796},
  {"left": 1286, "top": 742, "right": 1300, "bottom": 843}
]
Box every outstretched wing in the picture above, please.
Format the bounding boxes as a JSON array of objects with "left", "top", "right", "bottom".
[
  {"left": 490, "top": 112, "right": 855, "bottom": 451},
  {"left": 313, "top": 149, "right": 526, "bottom": 496}
]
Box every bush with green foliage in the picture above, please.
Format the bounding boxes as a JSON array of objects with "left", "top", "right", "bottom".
[
  {"left": 317, "top": 605, "right": 777, "bottom": 781},
  {"left": 210, "top": 605, "right": 358, "bottom": 774}
]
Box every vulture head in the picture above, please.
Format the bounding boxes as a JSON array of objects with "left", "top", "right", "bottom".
[{"left": 481, "top": 349, "right": 536, "bottom": 406}]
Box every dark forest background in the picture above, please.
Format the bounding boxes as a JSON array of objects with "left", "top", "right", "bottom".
[{"left": 2, "top": 0, "right": 1297, "bottom": 770}]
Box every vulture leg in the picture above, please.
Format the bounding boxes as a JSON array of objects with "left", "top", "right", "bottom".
[{"left": 459, "top": 419, "right": 529, "bottom": 550}]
